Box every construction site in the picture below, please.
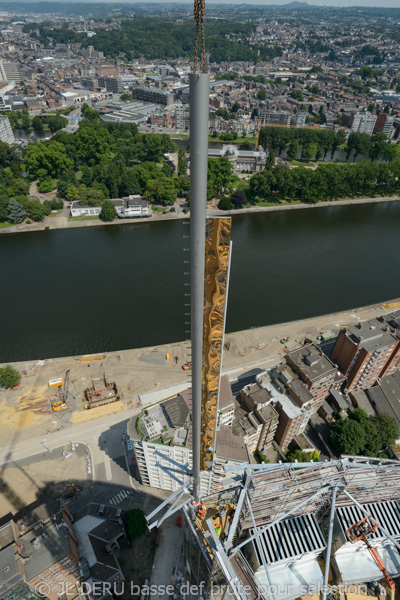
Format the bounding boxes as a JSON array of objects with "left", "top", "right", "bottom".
[{"left": 146, "top": 5, "right": 400, "bottom": 600}]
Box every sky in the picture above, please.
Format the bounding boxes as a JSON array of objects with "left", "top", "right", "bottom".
[
  {"left": 146, "top": 0, "right": 400, "bottom": 6},
  {"left": 203, "top": 0, "right": 400, "bottom": 5}
]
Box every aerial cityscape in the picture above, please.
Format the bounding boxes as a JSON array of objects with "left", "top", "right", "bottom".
[{"left": 1, "top": 2, "right": 400, "bottom": 600}]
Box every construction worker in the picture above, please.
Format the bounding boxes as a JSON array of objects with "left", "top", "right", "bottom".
[
  {"left": 214, "top": 522, "right": 222, "bottom": 537},
  {"left": 197, "top": 501, "right": 206, "bottom": 520}
]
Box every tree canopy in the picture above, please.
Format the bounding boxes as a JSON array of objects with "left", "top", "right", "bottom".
[{"left": 0, "top": 365, "right": 21, "bottom": 388}]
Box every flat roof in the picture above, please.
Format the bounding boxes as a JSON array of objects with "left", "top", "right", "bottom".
[
  {"left": 216, "top": 424, "right": 248, "bottom": 462},
  {"left": 287, "top": 343, "right": 336, "bottom": 381},
  {"left": 288, "top": 379, "right": 314, "bottom": 405}
]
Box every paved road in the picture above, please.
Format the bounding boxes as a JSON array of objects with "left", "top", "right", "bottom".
[{"left": 65, "top": 107, "right": 81, "bottom": 133}]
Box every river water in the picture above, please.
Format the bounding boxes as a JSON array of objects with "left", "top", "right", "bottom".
[{"left": 1, "top": 202, "right": 399, "bottom": 362}]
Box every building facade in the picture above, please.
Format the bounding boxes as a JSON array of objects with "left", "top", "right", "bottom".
[{"left": 0, "top": 116, "right": 14, "bottom": 144}]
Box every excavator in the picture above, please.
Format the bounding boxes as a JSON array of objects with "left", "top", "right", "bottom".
[{"left": 345, "top": 515, "right": 395, "bottom": 591}]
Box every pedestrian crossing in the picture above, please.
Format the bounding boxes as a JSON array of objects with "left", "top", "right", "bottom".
[{"left": 109, "top": 490, "right": 132, "bottom": 505}]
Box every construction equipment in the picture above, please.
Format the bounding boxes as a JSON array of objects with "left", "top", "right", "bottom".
[
  {"left": 48, "top": 378, "right": 63, "bottom": 389},
  {"left": 60, "top": 369, "right": 70, "bottom": 403},
  {"left": 51, "top": 369, "right": 70, "bottom": 412},
  {"left": 52, "top": 400, "right": 67, "bottom": 412},
  {"left": 346, "top": 515, "right": 395, "bottom": 591}
]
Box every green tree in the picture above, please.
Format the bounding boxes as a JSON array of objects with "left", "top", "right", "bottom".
[
  {"left": 99, "top": 199, "right": 117, "bottom": 221},
  {"left": 0, "top": 196, "right": 9, "bottom": 221},
  {"left": 125, "top": 509, "right": 147, "bottom": 541},
  {"left": 0, "top": 365, "right": 21, "bottom": 388},
  {"left": 32, "top": 116, "right": 43, "bottom": 132},
  {"left": 286, "top": 448, "right": 319, "bottom": 462},
  {"left": 329, "top": 419, "right": 367, "bottom": 455},
  {"left": 37, "top": 179, "right": 54, "bottom": 193},
  {"left": 27, "top": 200, "right": 50, "bottom": 222},
  {"left": 287, "top": 140, "right": 299, "bottom": 161},
  {"left": 257, "top": 90, "right": 266, "bottom": 101},
  {"left": 302, "top": 143, "right": 317, "bottom": 161},
  {"left": 291, "top": 89, "right": 304, "bottom": 101},
  {"left": 21, "top": 111, "right": 30, "bottom": 130},
  {"left": 178, "top": 148, "right": 187, "bottom": 177},
  {"left": 119, "top": 170, "right": 141, "bottom": 196},
  {"left": 265, "top": 150, "right": 275, "bottom": 171},
  {"left": 7, "top": 198, "right": 26, "bottom": 224},
  {"left": 25, "top": 142, "right": 74, "bottom": 178},
  {"left": 373, "top": 413, "right": 398, "bottom": 448},
  {"left": 231, "top": 189, "right": 247, "bottom": 208},
  {"left": 81, "top": 103, "right": 100, "bottom": 120},
  {"left": 218, "top": 197, "right": 232, "bottom": 210}
]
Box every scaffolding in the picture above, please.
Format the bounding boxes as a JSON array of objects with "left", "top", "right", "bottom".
[{"left": 147, "top": 458, "right": 400, "bottom": 600}]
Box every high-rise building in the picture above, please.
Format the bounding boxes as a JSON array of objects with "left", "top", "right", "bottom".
[
  {"left": 97, "top": 76, "right": 124, "bottom": 94},
  {"left": 351, "top": 112, "right": 377, "bottom": 136},
  {"left": 0, "top": 116, "right": 14, "bottom": 145},
  {"left": 175, "top": 102, "right": 190, "bottom": 130},
  {"left": 331, "top": 318, "right": 400, "bottom": 391}
]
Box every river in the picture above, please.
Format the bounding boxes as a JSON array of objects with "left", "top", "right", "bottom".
[{"left": 1, "top": 201, "right": 399, "bottom": 363}]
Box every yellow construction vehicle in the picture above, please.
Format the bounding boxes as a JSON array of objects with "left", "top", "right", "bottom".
[{"left": 52, "top": 400, "right": 67, "bottom": 412}]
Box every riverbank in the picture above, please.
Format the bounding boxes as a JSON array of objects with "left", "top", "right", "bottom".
[
  {"left": 1, "top": 194, "right": 400, "bottom": 235},
  {"left": 0, "top": 298, "right": 396, "bottom": 447}
]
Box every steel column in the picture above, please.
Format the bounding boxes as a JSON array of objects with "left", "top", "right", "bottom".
[
  {"left": 322, "top": 487, "right": 338, "bottom": 600},
  {"left": 189, "top": 72, "right": 210, "bottom": 501}
]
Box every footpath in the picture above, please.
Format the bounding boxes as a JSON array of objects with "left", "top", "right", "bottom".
[{"left": 1, "top": 195, "right": 400, "bottom": 235}]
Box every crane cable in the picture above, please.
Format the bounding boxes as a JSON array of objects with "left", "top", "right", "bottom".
[{"left": 193, "top": 0, "right": 207, "bottom": 74}]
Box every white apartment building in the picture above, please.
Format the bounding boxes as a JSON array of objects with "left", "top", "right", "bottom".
[
  {"left": 0, "top": 116, "right": 14, "bottom": 145},
  {"left": 351, "top": 112, "right": 377, "bottom": 136},
  {"left": 382, "top": 116, "right": 395, "bottom": 140},
  {"left": 0, "top": 60, "right": 22, "bottom": 82},
  {"left": 175, "top": 102, "right": 190, "bottom": 130}
]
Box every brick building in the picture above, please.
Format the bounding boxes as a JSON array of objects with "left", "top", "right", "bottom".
[
  {"left": 330, "top": 318, "right": 400, "bottom": 391},
  {"left": 286, "top": 343, "right": 337, "bottom": 411}
]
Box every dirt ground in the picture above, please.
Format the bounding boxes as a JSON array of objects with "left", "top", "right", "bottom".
[
  {"left": 0, "top": 443, "right": 90, "bottom": 515},
  {"left": 0, "top": 299, "right": 396, "bottom": 447}
]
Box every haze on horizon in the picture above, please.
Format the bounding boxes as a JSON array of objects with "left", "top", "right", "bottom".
[{"left": 41, "top": 0, "right": 400, "bottom": 6}]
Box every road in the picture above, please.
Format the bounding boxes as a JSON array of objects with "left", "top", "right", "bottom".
[{"left": 65, "top": 107, "right": 81, "bottom": 133}]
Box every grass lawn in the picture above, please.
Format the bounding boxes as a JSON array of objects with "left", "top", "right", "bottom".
[
  {"left": 49, "top": 210, "right": 62, "bottom": 217},
  {"left": 69, "top": 215, "right": 100, "bottom": 221},
  {"left": 0, "top": 221, "right": 13, "bottom": 229},
  {"left": 256, "top": 199, "right": 303, "bottom": 207}
]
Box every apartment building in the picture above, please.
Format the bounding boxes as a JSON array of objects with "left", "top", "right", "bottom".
[
  {"left": 274, "top": 394, "right": 309, "bottom": 449},
  {"left": 351, "top": 112, "right": 377, "bottom": 136},
  {"left": 175, "top": 102, "right": 190, "bottom": 130},
  {"left": 132, "top": 87, "right": 175, "bottom": 106},
  {"left": 0, "top": 116, "right": 14, "bottom": 145},
  {"left": 97, "top": 76, "right": 124, "bottom": 94},
  {"left": 240, "top": 382, "right": 280, "bottom": 452},
  {"left": 0, "top": 60, "right": 22, "bottom": 82},
  {"left": 217, "top": 373, "right": 235, "bottom": 427},
  {"left": 129, "top": 425, "right": 246, "bottom": 494},
  {"left": 331, "top": 319, "right": 400, "bottom": 391},
  {"left": 286, "top": 343, "right": 337, "bottom": 411},
  {"left": 260, "top": 109, "right": 291, "bottom": 127}
]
